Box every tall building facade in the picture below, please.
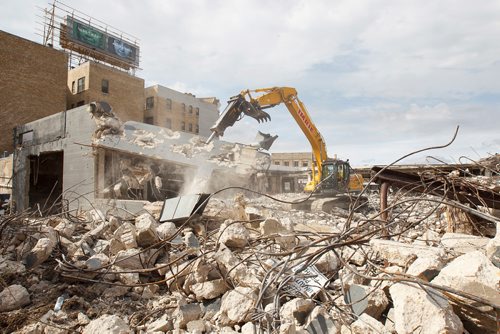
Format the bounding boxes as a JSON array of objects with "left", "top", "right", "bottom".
[
  {"left": 67, "top": 61, "right": 145, "bottom": 122},
  {"left": 144, "top": 85, "right": 219, "bottom": 137},
  {"left": 0, "top": 30, "right": 68, "bottom": 154}
]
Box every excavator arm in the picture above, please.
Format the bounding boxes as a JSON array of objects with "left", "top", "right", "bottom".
[{"left": 208, "top": 87, "right": 328, "bottom": 189}]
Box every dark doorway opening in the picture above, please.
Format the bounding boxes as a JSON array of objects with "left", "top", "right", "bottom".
[
  {"left": 28, "top": 151, "right": 63, "bottom": 214},
  {"left": 282, "top": 177, "right": 295, "bottom": 193}
]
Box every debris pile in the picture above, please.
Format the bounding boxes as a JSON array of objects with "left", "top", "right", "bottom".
[{"left": 0, "top": 165, "right": 499, "bottom": 333}]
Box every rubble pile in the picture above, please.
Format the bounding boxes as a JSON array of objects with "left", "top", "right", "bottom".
[{"left": 0, "top": 173, "right": 499, "bottom": 333}]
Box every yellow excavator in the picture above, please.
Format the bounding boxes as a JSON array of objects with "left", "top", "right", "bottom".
[{"left": 207, "top": 87, "right": 364, "bottom": 196}]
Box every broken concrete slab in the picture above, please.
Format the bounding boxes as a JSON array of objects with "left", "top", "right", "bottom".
[
  {"left": 440, "top": 232, "right": 490, "bottom": 254},
  {"left": 82, "top": 314, "right": 131, "bottom": 334},
  {"left": 347, "top": 314, "right": 385, "bottom": 334},
  {"left": 186, "top": 319, "right": 206, "bottom": 333},
  {"left": 0, "top": 255, "right": 26, "bottom": 275},
  {"left": 191, "top": 279, "right": 229, "bottom": 301},
  {"left": 432, "top": 251, "right": 500, "bottom": 333},
  {"left": 113, "top": 222, "right": 138, "bottom": 250},
  {"left": 383, "top": 307, "right": 396, "bottom": 333},
  {"left": 389, "top": 282, "right": 463, "bottom": 334},
  {"left": 174, "top": 303, "right": 203, "bottom": 329},
  {"left": 114, "top": 248, "right": 157, "bottom": 270},
  {"left": 406, "top": 255, "right": 445, "bottom": 281},
  {"left": 485, "top": 237, "right": 500, "bottom": 267},
  {"left": 218, "top": 286, "right": 258, "bottom": 325},
  {"left": 23, "top": 236, "right": 57, "bottom": 269},
  {"left": 312, "top": 250, "right": 339, "bottom": 274},
  {"left": 142, "top": 284, "right": 159, "bottom": 299},
  {"left": 346, "top": 284, "right": 389, "bottom": 320},
  {"left": 146, "top": 314, "right": 173, "bottom": 332},
  {"left": 213, "top": 247, "right": 261, "bottom": 288},
  {"left": 157, "top": 221, "right": 178, "bottom": 240},
  {"left": 369, "top": 239, "right": 445, "bottom": 267},
  {"left": 486, "top": 222, "right": 499, "bottom": 267},
  {"left": 260, "top": 218, "right": 287, "bottom": 236},
  {"left": 51, "top": 218, "right": 76, "bottom": 239},
  {"left": 304, "top": 306, "right": 339, "bottom": 334},
  {"left": 0, "top": 284, "right": 31, "bottom": 312},
  {"left": 342, "top": 246, "right": 368, "bottom": 266},
  {"left": 135, "top": 213, "right": 160, "bottom": 247},
  {"left": 85, "top": 253, "right": 110, "bottom": 270},
  {"left": 219, "top": 220, "right": 250, "bottom": 249},
  {"left": 280, "top": 298, "right": 315, "bottom": 326}
]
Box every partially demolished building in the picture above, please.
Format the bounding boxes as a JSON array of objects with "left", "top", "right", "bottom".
[{"left": 12, "top": 103, "right": 270, "bottom": 215}]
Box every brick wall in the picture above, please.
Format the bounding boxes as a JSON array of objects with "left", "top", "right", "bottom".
[
  {"left": 67, "top": 61, "right": 144, "bottom": 122},
  {"left": 0, "top": 30, "right": 68, "bottom": 154}
]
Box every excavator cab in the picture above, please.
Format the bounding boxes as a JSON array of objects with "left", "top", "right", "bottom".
[{"left": 318, "top": 160, "right": 351, "bottom": 194}]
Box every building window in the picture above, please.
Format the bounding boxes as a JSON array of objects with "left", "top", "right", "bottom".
[
  {"left": 181, "top": 121, "right": 185, "bottom": 131},
  {"left": 293, "top": 161, "right": 299, "bottom": 167},
  {"left": 101, "top": 79, "right": 109, "bottom": 94},
  {"left": 274, "top": 161, "right": 280, "bottom": 165},
  {"left": 284, "top": 161, "right": 290, "bottom": 166},
  {"left": 77, "top": 77, "right": 85, "bottom": 93},
  {"left": 188, "top": 123, "right": 193, "bottom": 132},
  {"left": 71, "top": 81, "right": 75, "bottom": 94},
  {"left": 144, "top": 116, "right": 154, "bottom": 124},
  {"left": 70, "top": 104, "right": 75, "bottom": 109},
  {"left": 146, "top": 96, "right": 154, "bottom": 110},
  {"left": 182, "top": 103, "right": 186, "bottom": 113},
  {"left": 302, "top": 161, "right": 309, "bottom": 167},
  {"left": 166, "top": 98, "right": 172, "bottom": 110},
  {"left": 165, "top": 118, "right": 172, "bottom": 129},
  {"left": 195, "top": 107, "right": 199, "bottom": 116},
  {"left": 189, "top": 105, "right": 193, "bottom": 114},
  {"left": 195, "top": 125, "right": 199, "bottom": 134},
  {"left": 76, "top": 100, "right": 85, "bottom": 106}
]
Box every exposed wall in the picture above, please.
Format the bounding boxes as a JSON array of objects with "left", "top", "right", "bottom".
[
  {"left": 12, "top": 106, "right": 96, "bottom": 213},
  {"left": 0, "top": 30, "right": 68, "bottom": 154},
  {"left": 144, "top": 85, "right": 219, "bottom": 137},
  {"left": 0, "top": 155, "right": 13, "bottom": 195},
  {"left": 67, "top": 61, "right": 145, "bottom": 122}
]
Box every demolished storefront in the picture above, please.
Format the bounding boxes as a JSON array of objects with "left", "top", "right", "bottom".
[{"left": 12, "top": 102, "right": 271, "bottom": 216}]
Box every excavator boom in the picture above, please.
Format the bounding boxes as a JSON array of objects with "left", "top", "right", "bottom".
[{"left": 208, "top": 87, "right": 363, "bottom": 193}]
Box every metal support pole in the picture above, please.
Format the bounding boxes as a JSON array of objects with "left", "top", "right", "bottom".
[{"left": 380, "top": 181, "right": 389, "bottom": 237}]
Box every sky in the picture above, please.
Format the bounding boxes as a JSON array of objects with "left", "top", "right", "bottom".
[{"left": 2, "top": 0, "right": 499, "bottom": 166}]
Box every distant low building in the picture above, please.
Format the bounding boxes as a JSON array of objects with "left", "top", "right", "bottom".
[
  {"left": 271, "top": 152, "right": 313, "bottom": 168},
  {"left": 144, "top": 85, "right": 219, "bottom": 137}
]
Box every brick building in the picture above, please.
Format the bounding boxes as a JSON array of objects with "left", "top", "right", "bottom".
[
  {"left": 144, "top": 85, "right": 219, "bottom": 137},
  {"left": 0, "top": 30, "right": 68, "bottom": 154},
  {"left": 67, "top": 61, "right": 145, "bottom": 122}
]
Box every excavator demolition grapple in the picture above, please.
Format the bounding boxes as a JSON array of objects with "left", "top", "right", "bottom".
[{"left": 207, "top": 87, "right": 365, "bottom": 212}]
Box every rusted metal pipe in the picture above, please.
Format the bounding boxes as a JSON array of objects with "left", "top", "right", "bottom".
[{"left": 380, "top": 181, "right": 389, "bottom": 237}]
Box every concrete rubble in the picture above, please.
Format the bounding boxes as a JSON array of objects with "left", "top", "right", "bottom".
[{"left": 0, "top": 159, "right": 499, "bottom": 334}]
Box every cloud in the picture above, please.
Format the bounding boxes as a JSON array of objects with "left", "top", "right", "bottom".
[{"left": 1, "top": 0, "right": 499, "bottom": 166}]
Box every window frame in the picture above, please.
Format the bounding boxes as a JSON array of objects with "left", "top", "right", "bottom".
[
  {"left": 101, "top": 79, "right": 109, "bottom": 94},
  {"left": 77, "top": 77, "right": 85, "bottom": 93},
  {"left": 146, "top": 96, "right": 154, "bottom": 110}
]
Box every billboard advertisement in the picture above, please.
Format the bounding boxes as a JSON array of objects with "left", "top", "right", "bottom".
[{"left": 63, "top": 16, "right": 139, "bottom": 67}]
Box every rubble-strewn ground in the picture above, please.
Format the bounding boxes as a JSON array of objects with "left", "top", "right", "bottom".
[{"left": 0, "top": 168, "right": 499, "bottom": 333}]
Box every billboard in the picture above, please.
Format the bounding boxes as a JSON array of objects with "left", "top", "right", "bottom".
[{"left": 62, "top": 16, "right": 139, "bottom": 68}]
